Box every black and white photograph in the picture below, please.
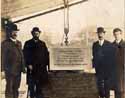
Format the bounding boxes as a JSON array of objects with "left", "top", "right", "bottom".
[{"left": 1, "top": 0, "right": 125, "bottom": 98}]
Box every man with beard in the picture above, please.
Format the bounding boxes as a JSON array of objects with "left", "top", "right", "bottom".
[
  {"left": 112, "top": 28, "right": 125, "bottom": 98},
  {"left": 1, "top": 23, "right": 25, "bottom": 98},
  {"left": 92, "top": 27, "right": 113, "bottom": 98},
  {"left": 23, "top": 27, "right": 49, "bottom": 98}
]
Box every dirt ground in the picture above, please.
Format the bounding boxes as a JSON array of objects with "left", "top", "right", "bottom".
[{"left": 0, "top": 73, "right": 27, "bottom": 98}]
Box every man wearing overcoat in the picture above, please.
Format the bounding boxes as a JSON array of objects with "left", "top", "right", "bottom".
[
  {"left": 92, "top": 27, "right": 114, "bottom": 98},
  {"left": 1, "top": 23, "right": 25, "bottom": 98},
  {"left": 112, "top": 28, "right": 125, "bottom": 98},
  {"left": 23, "top": 27, "right": 49, "bottom": 98}
]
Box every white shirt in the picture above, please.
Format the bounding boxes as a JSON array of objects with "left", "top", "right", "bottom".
[
  {"left": 99, "top": 39, "right": 104, "bottom": 46},
  {"left": 10, "top": 37, "right": 17, "bottom": 43},
  {"left": 115, "top": 39, "right": 122, "bottom": 44}
]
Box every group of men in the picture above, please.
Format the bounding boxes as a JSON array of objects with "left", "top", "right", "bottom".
[
  {"left": 1, "top": 23, "right": 49, "bottom": 98},
  {"left": 1, "top": 23, "right": 125, "bottom": 98},
  {"left": 92, "top": 27, "right": 125, "bottom": 98}
]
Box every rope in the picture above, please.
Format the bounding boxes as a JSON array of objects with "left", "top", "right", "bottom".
[{"left": 63, "top": 0, "right": 69, "bottom": 46}]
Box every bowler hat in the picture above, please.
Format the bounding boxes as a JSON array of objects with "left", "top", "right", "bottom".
[
  {"left": 10, "top": 24, "right": 19, "bottom": 31},
  {"left": 6, "top": 23, "right": 19, "bottom": 33},
  {"left": 31, "top": 27, "right": 41, "bottom": 34},
  {"left": 97, "top": 27, "right": 106, "bottom": 33}
]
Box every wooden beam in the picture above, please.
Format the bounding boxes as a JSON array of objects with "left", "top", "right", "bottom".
[{"left": 13, "top": 0, "right": 88, "bottom": 23}]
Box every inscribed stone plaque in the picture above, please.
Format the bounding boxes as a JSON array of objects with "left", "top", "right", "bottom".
[{"left": 50, "top": 46, "right": 90, "bottom": 70}]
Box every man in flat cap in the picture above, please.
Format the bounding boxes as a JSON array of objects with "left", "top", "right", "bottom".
[
  {"left": 92, "top": 27, "right": 114, "bottom": 98},
  {"left": 1, "top": 23, "right": 25, "bottom": 98},
  {"left": 23, "top": 27, "right": 49, "bottom": 98},
  {"left": 112, "top": 28, "right": 125, "bottom": 98}
]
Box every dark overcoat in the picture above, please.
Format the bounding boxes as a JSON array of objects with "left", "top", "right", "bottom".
[
  {"left": 1, "top": 39, "right": 25, "bottom": 76},
  {"left": 113, "top": 40, "right": 125, "bottom": 95},
  {"left": 92, "top": 40, "right": 114, "bottom": 75},
  {"left": 23, "top": 39, "right": 49, "bottom": 86}
]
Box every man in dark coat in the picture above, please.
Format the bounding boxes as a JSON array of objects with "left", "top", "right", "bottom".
[
  {"left": 92, "top": 27, "right": 114, "bottom": 98},
  {"left": 1, "top": 23, "right": 25, "bottom": 98},
  {"left": 23, "top": 27, "right": 49, "bottom": 98},
  {"left": 112, "top": 28, "right": 125, "bottom": 98}
]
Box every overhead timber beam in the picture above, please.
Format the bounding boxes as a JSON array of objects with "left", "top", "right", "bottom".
[{"left": 12, "top": 0, "right": 88, "bottom": 23}]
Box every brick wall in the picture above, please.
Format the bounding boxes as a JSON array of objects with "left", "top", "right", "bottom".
[{"left": 42, "top": 71, "right": 98, "bottom": 98}]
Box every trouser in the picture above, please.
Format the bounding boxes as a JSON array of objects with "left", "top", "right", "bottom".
[
  {"left": 5, "top": 73, "right": 21, "bottom": 98},
  {"left": 115, "top": 91, "right": 125, "bottom": 98},
  {"left": 115, "top": 82, "right": 125, "bottom": 98},
  {"left": 28, "top": 77, "right": 44, "bottom": 98},
  {"left": 114, "top": 73, "right": 125, "bottom": 98},
  {"left": 96, "top": 74, "right": 110, "bottom": 98}
]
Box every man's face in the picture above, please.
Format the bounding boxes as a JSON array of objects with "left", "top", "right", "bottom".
[
  {"left": 32, "top": 31, "right": 40, "bottom": 40},
  {"left": 10, "top": 31, "right": 18, "bottom": 39},
  {"left": 113, "top": 31, "right": 122, "bottom": 41},
  {"left": 97, "top": 32, "right": 105, "bottom": 40}
]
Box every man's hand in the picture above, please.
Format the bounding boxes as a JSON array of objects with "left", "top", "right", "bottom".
[
  {"left": 22, "top": 67, "right": 27, "bottom": 73},
  {"left": 1, "top": 72, "right": 5, "bottom": 79},
  {"left": 90, "top": 68, "right": 96, "bottom": 73},
  {"left": 28, "top": 65, "right": 33, "bottom": 70}
]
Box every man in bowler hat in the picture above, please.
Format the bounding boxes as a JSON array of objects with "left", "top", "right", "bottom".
[
  {"left": 23, "top": 27, "right": 49, "bottom": 98},
  {"left": 1, "top": 23, "right": 25, "bottom": 98},
  {"left": 92, "top": 27, "right": 114, "bottom": 98}
]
